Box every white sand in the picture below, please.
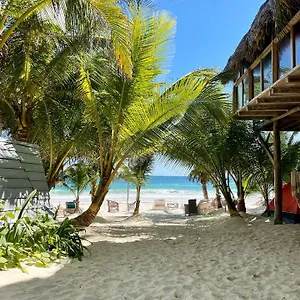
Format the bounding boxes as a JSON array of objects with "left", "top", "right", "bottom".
[{"left": 1, "top": 199, "right": 300, "bottom": 300}]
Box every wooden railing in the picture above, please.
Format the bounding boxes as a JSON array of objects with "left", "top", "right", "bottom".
[{"left": 233, "top": 11, "right": 300, "bottom": 112}]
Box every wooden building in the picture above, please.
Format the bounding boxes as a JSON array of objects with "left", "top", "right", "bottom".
[
  {"left": 220, "top": 0, "right": 300, "bottom": 224},
  {"left": 0, "top": 138, "right": 50, "bottom": 218}
]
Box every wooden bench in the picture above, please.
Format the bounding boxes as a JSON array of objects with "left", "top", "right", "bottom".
[
  {"left": 167, "top": 202, "right": 179, "bottom": 209},
  {"left": 153, "top": 199, "right": 166, "bottom": 210},
  {"left": 107, "top": 200, "right": 119, "bottom": 212}
]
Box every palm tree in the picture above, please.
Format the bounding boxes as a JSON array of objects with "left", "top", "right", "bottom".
[
  {"left": 188, "top": 168, "right": 210, "bottom": 201},
  {"left": 163, "top": 114, "right": 249, "bottom": 217},
  {"left": 247, "top": 132, "right": 300, "bottom": 216},
  {"left": 119, "top": 155, "right": 154, "bottom": 215},
  {"left": 73, "top": 3, "right": 228, "bottom": 226},
  {"left": 0, "top": 0, "right": 131, "bottom": 74},
  {"left": 60, "top": 161, "right": 92, "bottom": 212}
]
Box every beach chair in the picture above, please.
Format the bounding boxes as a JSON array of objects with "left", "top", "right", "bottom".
[
  {"left": 184, "top": 199, "right": 198, "bottom": 216},
  {"left": 153, "top": 199, "right": 166, "bottom": 210},
  {"left": 107, "top": 200, "right": 119, "bottom": 212},
  {"left": 63, "top": 201, "right": 77, "bottom": 216},
  {"left": 167, "top": 202, "right": 179, "bottom": 209}
]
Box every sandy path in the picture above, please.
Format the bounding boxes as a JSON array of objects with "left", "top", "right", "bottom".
[{"left": 1, "top": 211, "right": 300, "bottom": 300}]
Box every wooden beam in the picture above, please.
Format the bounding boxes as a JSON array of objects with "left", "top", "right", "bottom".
[
  {"left": 273, "top": 121, "right": 283, "bottom": 225},
  {"left": 291, "top": 25, "right": 296, "bottom": 68},
  {"left": 250, "top": 103, "right": 300, "bottom": 109},
  {"left": 286, "top": 75, "right": 300, "bottom": 86},
  {"left": 272, "top": 41, "right": 279, "bottom": 83},
  {"left": 280, "top": 119, "right": 300, "bottom": 131},
  {"left": 238, "top": 110, "right": 284, "bottom": 116},
  {"left": 269, "top": 93, "right": 300, "bottom": 98},
  {"left": 260, "top": 59, "right": 264, "bottom": 91},
  {"left": 248, "top": 68, "right": 254, "bottom": 100},
  {"left": 235, "top": 115, "right": 272, "bottom": 120},
  {"left": 270, "top": 106, "right": 300, "bottom": 122},
  {"left": 233, "top": 86, "right": 237, "bottom": 112},
  {"left": 271, "top": 87, "right": 300, "bottom": 94},
  {"left": 257, "top": 97, "right": 300, "bottom": 103}
]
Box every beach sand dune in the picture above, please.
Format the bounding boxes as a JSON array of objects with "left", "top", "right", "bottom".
[{"left": 1, "top": 210, "right": 300, "bottom": 300}]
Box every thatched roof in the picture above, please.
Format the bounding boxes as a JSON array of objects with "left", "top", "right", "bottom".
[{"left": 220, "top": 0, "right": 300, "bottom": 83}]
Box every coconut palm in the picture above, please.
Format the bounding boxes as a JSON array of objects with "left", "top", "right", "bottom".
[
  {"left": 163, "top": 114, "right": 247, "bottom": 217},
  {"left": 247, "top": 131, "right": 300, "bottom": 216},
  {"left": 0, "top": 0, "right": 131, "bottom": 74},
  {"left": 73, "top": 2, "right": 228, "bottom": 226},
  {"left": 119, "top": 154, "right": 154, "bottom": 215},
  {"left": 60, "top": 161, "right": 93, "bottom": 212},
  {"left": 188, "top": 168, "right": 210, "bottom": 201}
]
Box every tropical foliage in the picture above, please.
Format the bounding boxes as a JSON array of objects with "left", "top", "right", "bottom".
[
  {"left": 0, "top": 191, "right": 86, "bottom": 271},
  {"left": 72, "top": 3, "right": 228, "bottom": 226}
]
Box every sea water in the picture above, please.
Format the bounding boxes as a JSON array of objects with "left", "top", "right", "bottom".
[{"left": 50, "top": 176, "right": 238, "bottom": 205}]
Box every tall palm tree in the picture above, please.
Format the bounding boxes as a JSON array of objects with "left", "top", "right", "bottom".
[{"left": 74, "top": 3, "right": 228, "bottom": 226}]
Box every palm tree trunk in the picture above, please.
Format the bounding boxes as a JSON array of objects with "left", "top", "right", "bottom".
[
  {"left": 133, "top": 185, "right": 141, "bottom": 215},
  {"left": 75, "top": 177, "right": 109, "bottom": 226},
  {"left": 216, "top": 187, "right": 222, "bottom": 208},
  {"left": 263, "top": 184, "right": 270, "bottom": 217},
  {"left": 201, "top": 179, "right": 209, "bottom": 200},
  {"left": 16, "top": 124, "right": 29, "bottom": 142},
  {"left": 75, "top": 196, "right": 80, "bottom": 213},
  {"left": 221, "top": 179, "right": 239, "bottom": 217},
  {"left": 237, "top": 174, "right": 246, "bottom": 212},
  {"left": 90, "top": 178, "right": 97, "bottom": 199}
]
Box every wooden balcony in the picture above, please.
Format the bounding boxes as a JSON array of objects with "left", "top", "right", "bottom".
[
  {"left": 233, "top": 11, "right": 300, "bottom": 131},
  {"left": 237, "top": 65, "right": 300, "bottom": 130}
]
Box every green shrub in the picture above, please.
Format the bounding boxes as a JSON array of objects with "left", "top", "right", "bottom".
[{"left": 0, "top": 191, "right": 88, "bottom": 272}]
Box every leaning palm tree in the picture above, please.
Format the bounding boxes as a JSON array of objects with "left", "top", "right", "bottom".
[
  {"left": 60, "top": 161, "right": 92, "bottom": 212},
  {"left": 119, "top": 154, "right": 154, "bottom": 215},
  {"left": 74, "top": 3, "right": 228, "bottom": 226},
  {"left": 188, "top": 168, "right": 210, "bottom": 201}
]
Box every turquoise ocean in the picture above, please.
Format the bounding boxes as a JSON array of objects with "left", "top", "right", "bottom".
[
  {"left": 51, "top": 176, "right": 212, "bottom": 194},
  {"left": 50, "top": 176, "right": 239, "bottom": 205}
]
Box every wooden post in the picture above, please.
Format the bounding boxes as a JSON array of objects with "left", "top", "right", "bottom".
[
  {"left": 272, "top": 41, "right": 279, "bottom": 83},
  {"left": 260, "top": 59, "right": 264, "bottom": 91},
  {"left": 233, "top": 86, "right": 237, "bottom": 112},
  {"left": 273, "top": 120, "right": 283, "bottom": 225},
  {"left": 248, "top": 68, "right": 254, "bottom": 100},
  {"left": 291, "top": 26, "right": 296, "bottom": 68}
]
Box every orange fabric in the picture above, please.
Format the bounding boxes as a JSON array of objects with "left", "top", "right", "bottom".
[{"left": 269, "top": 183, "right": 300, "bottom": 214}]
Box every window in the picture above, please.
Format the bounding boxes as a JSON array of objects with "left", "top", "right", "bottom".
[
  {"left": 253, "top": 63, "right": 261, "bottom": 97},
  {"left": 263, "top": 52, "right": 272, "bottom": 89},
  {"left": 295, "top": 22, "right": 300, "bottom": 66},
  {"left": 237, "top": 82, "right": 243, "bottom": 109},
  {"left": 243, "top": 76, "right": 249, "bottom": 104},
  {"left": 279, "top": 33, "right": 291, "bottom": 78}
]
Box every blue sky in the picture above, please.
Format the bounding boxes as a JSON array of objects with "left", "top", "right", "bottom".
[{"left": 152, "top": 0, "right": 264, "bottom": 176}]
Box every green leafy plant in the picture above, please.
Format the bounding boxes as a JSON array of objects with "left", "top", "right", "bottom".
[{"left": 0, "top": 190, "right": 87, "bottom": 272}]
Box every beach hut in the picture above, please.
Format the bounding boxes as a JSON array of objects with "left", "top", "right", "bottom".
[
  {"left": 0, "top": 137, "right": 51, "bottom": 217},
  {"left": 220, "top": 0, "right": 300, "bottom": 224},
  {"left": 268, "top": 183, "right": 300, "bottom": 223}
]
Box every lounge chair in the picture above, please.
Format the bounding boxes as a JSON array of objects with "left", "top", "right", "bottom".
[
  {"left": 107, "top": 200, "right": 119, "bottom": 212},
  {"left": 153, "top": 199, "right": 166, "bottom": 210}
]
